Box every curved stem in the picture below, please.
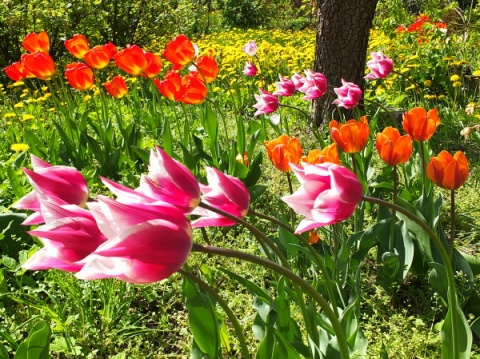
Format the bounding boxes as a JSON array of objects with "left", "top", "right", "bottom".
[
  {"left": 179, "top": 268, "right": 251, "bottom": 359},
  {"left": 191, "top": 243, "right": 350, "bottom": 359},
  {"left": 279, "top": 103, "right": 311, "bottom": 120},
  {"left": 248, "top": 208, "right": 340, "bottom": 314},
  {"left": 362, "top": 195, "right": 462, "bottom": 355}
]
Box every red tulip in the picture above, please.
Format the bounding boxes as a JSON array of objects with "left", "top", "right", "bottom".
[
  {"left": 191, "top": 50, "right": 218, "bottom": 83},
  {"left": 154, "top": 70, "right": 182, "bottom": 101},
  {"left": 4, "top": 61, "right": 31, "bottom": 82},
  {"left": 143, "top": 52, "right": 162, "bottom": 78},
  {"left": 403, "top": 107, "right": 440, "bottom": 142},
  {"left": 84, "top": 45, "right": 111, "bottom": 69},
  {"left": 65, "top": 62, "right": 94, "bottom": 90},
  {"left": 163, "top": 34, "right": 196, "bottom": 68},
  {"left": 22, "top": 31, "right": 50, "bottom": 53},
  {"left": 329, "top": 116, "right": 370, "bottom": 153},
  {"left": 114, "top": 45, "right": 148, "bottom": 76},
  {"left": 21, "top": 52, "right": 56, "bottom": 80},
  {"left": 105, "top": 41, "right": 117, "bottom": 58},
  {"left": 64, "top": 35, "right": 90, "bottom": 59},
  {"left": 104, "top": 76, "right": 128, "bottom": 98},
  {"left": 179, "top": 74, "right": 208, "bottom": 104}
]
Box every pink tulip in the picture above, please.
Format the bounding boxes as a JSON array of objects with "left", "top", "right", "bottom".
[
  {"left": 101, "top": 146, "right": 200, "bottom": 214},
  {"left": 298, "top": 70, "right": 328, "bottom": 100},
  {"left": 243, "top": 61, "right": 258, "bottom": 76},
  {"left": 291, "top": 72, "right": 306, "bottom": 90},
  {"left": 75, "top": 197, "right": 192, "bottom": 284},
  {"left": 272, "top": 75, "right": 296, "bottom": 96},
  {"left": 13, "top": 155, "right": 89, "bottom": 225},
  {"left": 23, "top": 201, "right": 106, "bottom": 272},
  {"left": 243, "top": 40, "right": 258, "bottom": 56},
  {"left": 332, "top": 79, "right": 363, "bottom": 109},
  {"left": 282, "top": 162, "right": 363, "bottom": 233},
  {"left": 191, "top": 167, "right": 250, "bottom": 227},
  {"left": 253, "top": 89, "right": 279, "bottom": 116},
  {"left": 364, "top": 51, "right": 394, "bottom": 80}
]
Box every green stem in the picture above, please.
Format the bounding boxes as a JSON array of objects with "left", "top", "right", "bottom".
[
  {"left": 389, "top": 166, "right": 398, "bottom": 252},
  {"left": 450, "top": 189, "right": 455, "bottom": 260},
  {"left": 362, "top": 195, "right": 462, "bottom": 355},
  {"left": 179, "top": 268, "right": 251, "bottom": 359},
  {"left": 191, "top": 243, "right": 350, "bottom": 359}
]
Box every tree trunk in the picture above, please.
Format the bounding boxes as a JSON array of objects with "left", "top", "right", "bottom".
[{"left": 312, "top": 0, "right": 379, "bottom": 125}]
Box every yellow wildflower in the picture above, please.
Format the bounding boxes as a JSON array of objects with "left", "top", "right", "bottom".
[
  {"left": 450, "top": 74, "right": 460, "bottom": 82},
  {"left": 11, "top": 143, "right": 29, "bottom": 152}
]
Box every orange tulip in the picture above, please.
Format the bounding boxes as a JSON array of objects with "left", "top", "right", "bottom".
[
  {"left": 143, "top": 52, "right": 162, "bottom": 78},
  {"left": 64, "top": 35, "right": 90, "bottom": 59},
  {"left": 84, "top": 45, "right": 111, "bottom": 69},
  {"left": 402, "top": 107, "right": 440, "bottom": 142},
  {"left": 65, "top": 62, "right": 94, "bottom": 90},
  {"left": 308, "top": 230, "right": 320, "bottom": 244},
  {"left": 104, "top": 76, "right": 128, "bottom": 98},
  {"left": 179, "top": 74, "right": 208, "bottom": 104},
  {"left": 22, "top": 31, "right": 50, "bottom": 53},
  {"left": 191, "top": 50, "right": 219, "bottom": 83},
  {"left": 114, "top": 45, "right": 148, "bottom": 76},
  {"left": 4, "top": 61, "right": 31, "bottom": 82},
  {"left": 427, "top": 150, "right": 469, "bottom": 190},
  {"left": 264, "top": 134, "right": 303, "bottom": 172},
  {"left": 21, "top": 52, "right": 56, "bottom": 80},
  {"left": 301, "top": 143, "right": 340, "bottom": 165},
  {"left": 329, "top": 116, "right": 370, "bottom": 153},
  {"left": 163, "top": 34, "right": 196, "bottom": 68},
  {"left": 375, "top": 127, "right": 413, "bottom": 166}
]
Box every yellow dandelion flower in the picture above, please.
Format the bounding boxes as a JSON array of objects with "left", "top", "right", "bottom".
[
  {"left": 12, "top": 81, "right": 24, "bottom": 87},
  {"left": 450, "top": 74, "right": 460, "bottom": 82},
  {"left": 84, "top": 95, "right": 92, "bottom": 102},
  {"left": 4, "top": 113, "right": 16, "bottom": 118},
  {"left": 14, "top": 102, "right": 24, "bottom": 108},
  {"left": 453, "top": 81, "right": 462, "bottom": 87},
  {"left": 41, "top": 86, "right": 48, "bottom": 91},
  {"left": 405, "top": 84, "right": 416, "bottom": 91},
  {"left": 473, "top": 70, "right": 480, "bottom": 76},
  {"left": 44, "top": 93, "right": 51, "bottom": 99},
  {"left": 48, "top": 108, "right": 56, "bottom": 112},
  {"left": 400, "top": 68, "right": 410, "bottom": 73},
  {"left": 20, "top": 93, "right": 28, "bottom": 98},
  {"left": 22, "top": 114, "right": 34, "bottom": 121},
  {"left": 11, "top": 143, "right": 29, "bottom": 152},
  {"left": 424, "top": 80, "right": 432, "bottom": 86},
  {"left": 438, "top": 95, "right": 445, "bottom": 99}
]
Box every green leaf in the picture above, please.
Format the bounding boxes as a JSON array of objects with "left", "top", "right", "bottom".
[
  {"left": 0, "top": 342, "right": 9, "bottom": 359},
  {"left": 183, "top": 278, "right": 220, "bottom": 358},
  {"left": 14, "top": 321, "right": 51, "bottom": 359},
  {"left": 440, "top": 290, "right": 472, "bottom": 359}
]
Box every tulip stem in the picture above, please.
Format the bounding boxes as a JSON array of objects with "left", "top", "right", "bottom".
[
  {"left": 248, "top": 208, "right": 339, "bottom": 315},
  {"left": 279, "top": 103, "right": 311, "bottom": 120},
  {"left": 191, "top": 243, "right": 351, "bottom": 359},
  {"left": 362, "top": 195, "right": 463, "bottom": 356},
  {"left": 389, "top": 166, "right": 398, "bottom": 252},
  {"left": 178, "top": 268, "right": 251, "bottom": 359},
  {"left": 450, "top": 189, "right": 456, "bottom": 259}
]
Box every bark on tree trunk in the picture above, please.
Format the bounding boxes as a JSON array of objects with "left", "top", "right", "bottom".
[{"left": 311, "top": 0, "right": 379, "bottom": 126}]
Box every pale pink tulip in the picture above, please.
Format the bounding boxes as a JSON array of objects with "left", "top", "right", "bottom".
[
  {"left": 272, "top": 75, "right": 296, "bottom": 96},
  {"left": 291, "top": 72, "right": 305, "bottom": 90},
  {"left": 364, "top": 51, "right": 394, "bottom": 80},
  {"left": 332, "top": 79, "right": 363, "bottom": 109},
  {"left": 23, "top": 201, "right": 106, "bottom": 272},
  {"left": 100, "top": 146, "right": 200, "bottom": 214},
  {"left": 243, "top": 61, "right": 258, "bottom": 76},
  {"left": 243, "top": 40, "right": 258, "bottom": 56},
  {"left": 76, "top": 197, "right": 192, "bottom": 284},
  {"left": 282, "top": 162, "right": 363, "bottom": 233},
  {"left": 192, "top": 167, "right": 250, "bottom": 227},
  {"left": 298, "top": 70, "right": 328, "bottom": 100},
  {"left": 253, "top": 89, "right": 279, "bottom": 116},
  {"left": 13, "top": 155, "right": 89, "bottom": 225}
]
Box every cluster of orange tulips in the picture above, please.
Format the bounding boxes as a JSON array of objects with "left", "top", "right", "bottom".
[
  {"left": 264, "top": 107, "right": 469, "bottom": 191},
  {"left": 4, "top": 32, "right": 219, "bottom": 104}
]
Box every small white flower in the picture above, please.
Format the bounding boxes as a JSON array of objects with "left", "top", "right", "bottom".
[{"left": 270, "top": 113, "right": 281, "bottom": 126}]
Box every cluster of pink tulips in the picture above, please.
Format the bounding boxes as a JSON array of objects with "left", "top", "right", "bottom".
[
  {"left": 14, "top": 149, "right": 251, "bottom": 283},
  {"left": 247, "top": 45, "right": 394, "bottom": 115},
  {"left": 16, "top": 146, "right": 364, "bottom": 284}
]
